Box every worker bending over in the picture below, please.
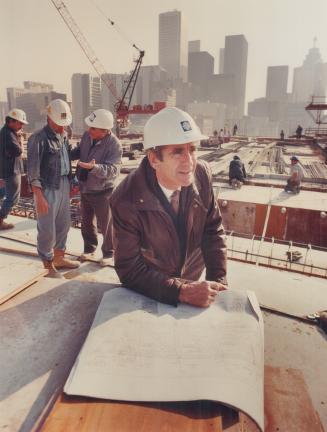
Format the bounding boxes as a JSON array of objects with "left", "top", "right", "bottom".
[
  {"left": 110, "top": 107, "right": 227, "bottom": 307},
  {"left": 284, "top": 156, "right": 303, "bottom": 194},
  {"left": 229, "top": 155, "right": 246, "bottom": 188}
]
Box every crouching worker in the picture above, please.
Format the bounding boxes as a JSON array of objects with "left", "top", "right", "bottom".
[
  {"left": 284, "top": 156, "right": 303, "bottom": 194},
  {"left": 27, "top": 99, "right": 80, "bottom": 278},
  {"left": 229, "top": 155, "right": 246, "bottom": 188},
  {"left": 110, "top": 107, "right": 228, "bottom": 307}
]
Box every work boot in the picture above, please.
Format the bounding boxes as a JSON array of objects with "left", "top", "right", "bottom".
[
  {"left": 0, "top": 218, "right": 14, "bottom": 230},
  {"left": 99, "top": 256, "right": 114, "bottom": 267},
  {"left": 43, "top": 260, "right": 64, "bottom": 279},
  {"left": 53, "top": 249, "right": 80, "bottom": 269}
]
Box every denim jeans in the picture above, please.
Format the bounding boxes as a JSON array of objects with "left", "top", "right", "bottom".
[{"left": 0, "top": 174, "right": 21, "bottom": 219}]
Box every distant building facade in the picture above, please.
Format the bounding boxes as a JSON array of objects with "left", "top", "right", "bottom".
[
  {"left": 0, "top": 101, "right": 9, "bottom": 125},
  {"left": 16, "top": 91, "right": 67, "bottom": 132},
  {"left": 223, "top": 34, "right": 248, "bottom": 118},
  {"left": 159, "top": 10, "right": 188, "bottom": 82},
  {"left": 188, "top": 51, "right": 214, "bottom": 102},
  {"left": 71, "top": 73, "right": 101, "bottom": 135},
  {"left": 188, "top": 40, "right": 200, "bottom": 53},
  {"left": 266, "top": 66, "right": 288, "bottom": 101}
]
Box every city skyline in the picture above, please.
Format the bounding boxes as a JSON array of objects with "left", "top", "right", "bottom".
[{"left": 1, "top": 0, "right": 327, "bottom": 107}]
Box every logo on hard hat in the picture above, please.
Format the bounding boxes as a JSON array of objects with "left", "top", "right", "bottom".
[
  {"left": 89, "top": 112, "right": 96, "bottom": 122},
  {"left": 12, "top": 111, "right": 17, "bottom": 116},
  {"left": 180, "top": 121, "right": 192, "bottom": 132},
  {"left": 60, "top": 113, "right": 67, "bottom": 119}
]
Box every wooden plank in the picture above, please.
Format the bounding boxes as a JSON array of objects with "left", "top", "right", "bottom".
[
  {"left": 264, "top": 366, "right": 324, "bottom": 432},
  {"left": 0, "top": 249, "right": 47, "bottom": 305},
  {"left": 40, "top": 395, "right": 259, "bottom": 432},
  {"left": 41, "top": 366, "right": 324, "bottom": 431}
]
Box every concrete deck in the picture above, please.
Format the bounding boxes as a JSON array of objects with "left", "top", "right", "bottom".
[
  {"left": 217, "top": 184, "right": 327, "bottom": 211},
  {"left": 0, "top": 221, "right": 326, "bottom": 430}
]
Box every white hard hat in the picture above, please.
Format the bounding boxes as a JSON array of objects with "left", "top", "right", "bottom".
[
  {"left": 47, "top": 99, "right": 72, "bottom": 126},
  {"left": 143, "top": 107, "right": 207, "bottom": 150},
  {"left": 7, "top": 108, "right": 28, "bottom": 125},
  {"left": 85, "top": 109, "right": 114, "bottom": 130}
]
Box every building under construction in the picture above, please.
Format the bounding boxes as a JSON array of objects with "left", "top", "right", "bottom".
[{"left": 1, "top": 130, "right": 327, "bottom": 431}]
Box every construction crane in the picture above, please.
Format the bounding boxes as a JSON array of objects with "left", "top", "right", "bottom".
[{"left": 50, "top": 0, "right": 163, "bottom": 136}]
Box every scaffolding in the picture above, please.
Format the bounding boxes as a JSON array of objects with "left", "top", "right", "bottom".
[{"left": 305, "top": 96, "right": 327, "bottom": 136}]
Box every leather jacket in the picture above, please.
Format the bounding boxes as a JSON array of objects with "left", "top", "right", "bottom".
[{"left": 110, "top": 157, "right": 227, "bottom": 306}]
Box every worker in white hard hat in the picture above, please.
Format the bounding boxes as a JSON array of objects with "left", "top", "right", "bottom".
[
  {"left": 0, "top": 109, "right": 28, "bottom": 230},
  {"left": 27, "top": 99, "right": 80, "bottom": 277},
  {"left": 70, "top": 109, "right": 122, "bottom": 266},
  {"left": 110, "top": 107, "right": 227, "bottom": 307}
]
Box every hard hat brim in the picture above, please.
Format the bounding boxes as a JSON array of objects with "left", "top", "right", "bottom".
[{"left": 48, "top": 114, "right": 72, "bottom": 127}]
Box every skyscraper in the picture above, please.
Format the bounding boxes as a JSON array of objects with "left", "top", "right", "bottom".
[
  {"left": 159, "top": 10, "right": 188, "bottom": 82},
  {"left": 292, "top": 40, "right": 327, "bottom": 102},
  {"left": 71, "top": 74, "right": 101, "bottom": 135},
  {"left": 223, "top": 35, "right": 248, "bottom": 118},
  {"left": 266, "top": 66, "right": 289, "bottom": 101}
]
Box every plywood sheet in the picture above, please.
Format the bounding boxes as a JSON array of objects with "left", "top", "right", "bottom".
[
  {"left": 41, "top": 366, "right": 322, "bottom": 432},
  {"left": 0, "top": 248, "right": 46, "bottom": 304},
  {"left": 41, "top": 395, "right": 259, "bottom": 432},
  {"left": 264, "top": 366, "right": 324, "bottom": 432}
]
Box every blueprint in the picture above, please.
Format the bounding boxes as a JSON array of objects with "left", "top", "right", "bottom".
[{"left": 65, "top": 287, "right": 264, "bottom": 431}]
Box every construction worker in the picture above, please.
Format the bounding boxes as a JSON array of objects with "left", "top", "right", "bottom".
[
  {"left": 110, "top": 107, "right": 227, "bottom": 307},
  {"left": 27, "top": 99, "right": 80, "bottom": 277},
  {"left": 229, "top": 155, "right": 247, "bottom": 188},
  {"left": 0, "top": 109, "right": 28, "bottom": 230},
  {"left": 71, "top": 109, "right": 122, "bottom": 266},
  {"left": 296, "top": 125, "right": 303, "bottom": 139},
  {"left": 284, "top": 156, "right": 304, "bottom": 194}
]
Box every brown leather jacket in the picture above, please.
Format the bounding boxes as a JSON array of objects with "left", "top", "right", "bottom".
[{"left": 110, "top": 157, "right": 227, "bottom": 306}]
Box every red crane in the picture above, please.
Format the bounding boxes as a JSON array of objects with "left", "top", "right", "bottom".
[{"left": 50, "top": 0, "right": 165, "bottom": 136}]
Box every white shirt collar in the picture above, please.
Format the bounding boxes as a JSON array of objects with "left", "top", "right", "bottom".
[{"left": 158, "top": 182, "right": 181, "bottom": 201}]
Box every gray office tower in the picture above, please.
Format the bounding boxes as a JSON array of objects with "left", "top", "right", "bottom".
[
  {"left": 266, "top": 66, "right": 288, "bottom": 101},
  {"left": 223, "top": 35, "right": 248, "bottom": 118},
  {"left": 159, "top": 10, "right": 188, "bottom": 82}
]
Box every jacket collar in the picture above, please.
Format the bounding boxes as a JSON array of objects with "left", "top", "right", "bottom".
[
  {"left": 44, "top": 124, "right": 67, "bottom": 141},
  {"left": 132, "top": 157, "right": 205, "bottom": 212}
]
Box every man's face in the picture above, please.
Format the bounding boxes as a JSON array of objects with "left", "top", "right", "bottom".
[
  {"left": 88, "top": 127, "right": 109, "bottom": 141},
  {"left": 8, "top": 119, "right": 24, "bottom": 132},
  {"left": 47, "top": 117, "right": 64, "bottom": 134},
  {"left": 149, "top": 142, "right": 197, "bottom": 190}
]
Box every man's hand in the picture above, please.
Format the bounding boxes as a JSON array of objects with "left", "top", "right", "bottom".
[
  {"left": 179, "top": 280, "right": 227, "bottom": 308},
  {"left": 78, "top": 159, "right": 95, "bottom": 170},
  {"left": 32, "top": 187, "right": 48, "bottom": 216}
]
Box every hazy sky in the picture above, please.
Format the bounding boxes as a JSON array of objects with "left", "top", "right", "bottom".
[{"left": 1, "top": 0, "right": 327, "bottom": 106}]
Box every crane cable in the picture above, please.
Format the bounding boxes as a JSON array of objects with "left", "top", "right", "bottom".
[{"left": 89, "top": 0, "right": 142, "bottom": 53}]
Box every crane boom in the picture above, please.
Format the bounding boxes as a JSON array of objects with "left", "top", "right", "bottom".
[{"left": 50, "top": 0, "right": 119, "bottom": 101}]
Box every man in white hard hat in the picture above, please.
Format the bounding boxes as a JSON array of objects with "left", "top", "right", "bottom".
[
  {"left": 0, "top": 109, "right": 28, "bottom": 229},
  {"left": 71, "top": 109, "right": 122, "bottom": 266},
  {"left": 110, "top": 107, "right": 227, "bottom": 307},
  {"left": 27, "top": 99, "right": 80, "bottom": 277}
]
